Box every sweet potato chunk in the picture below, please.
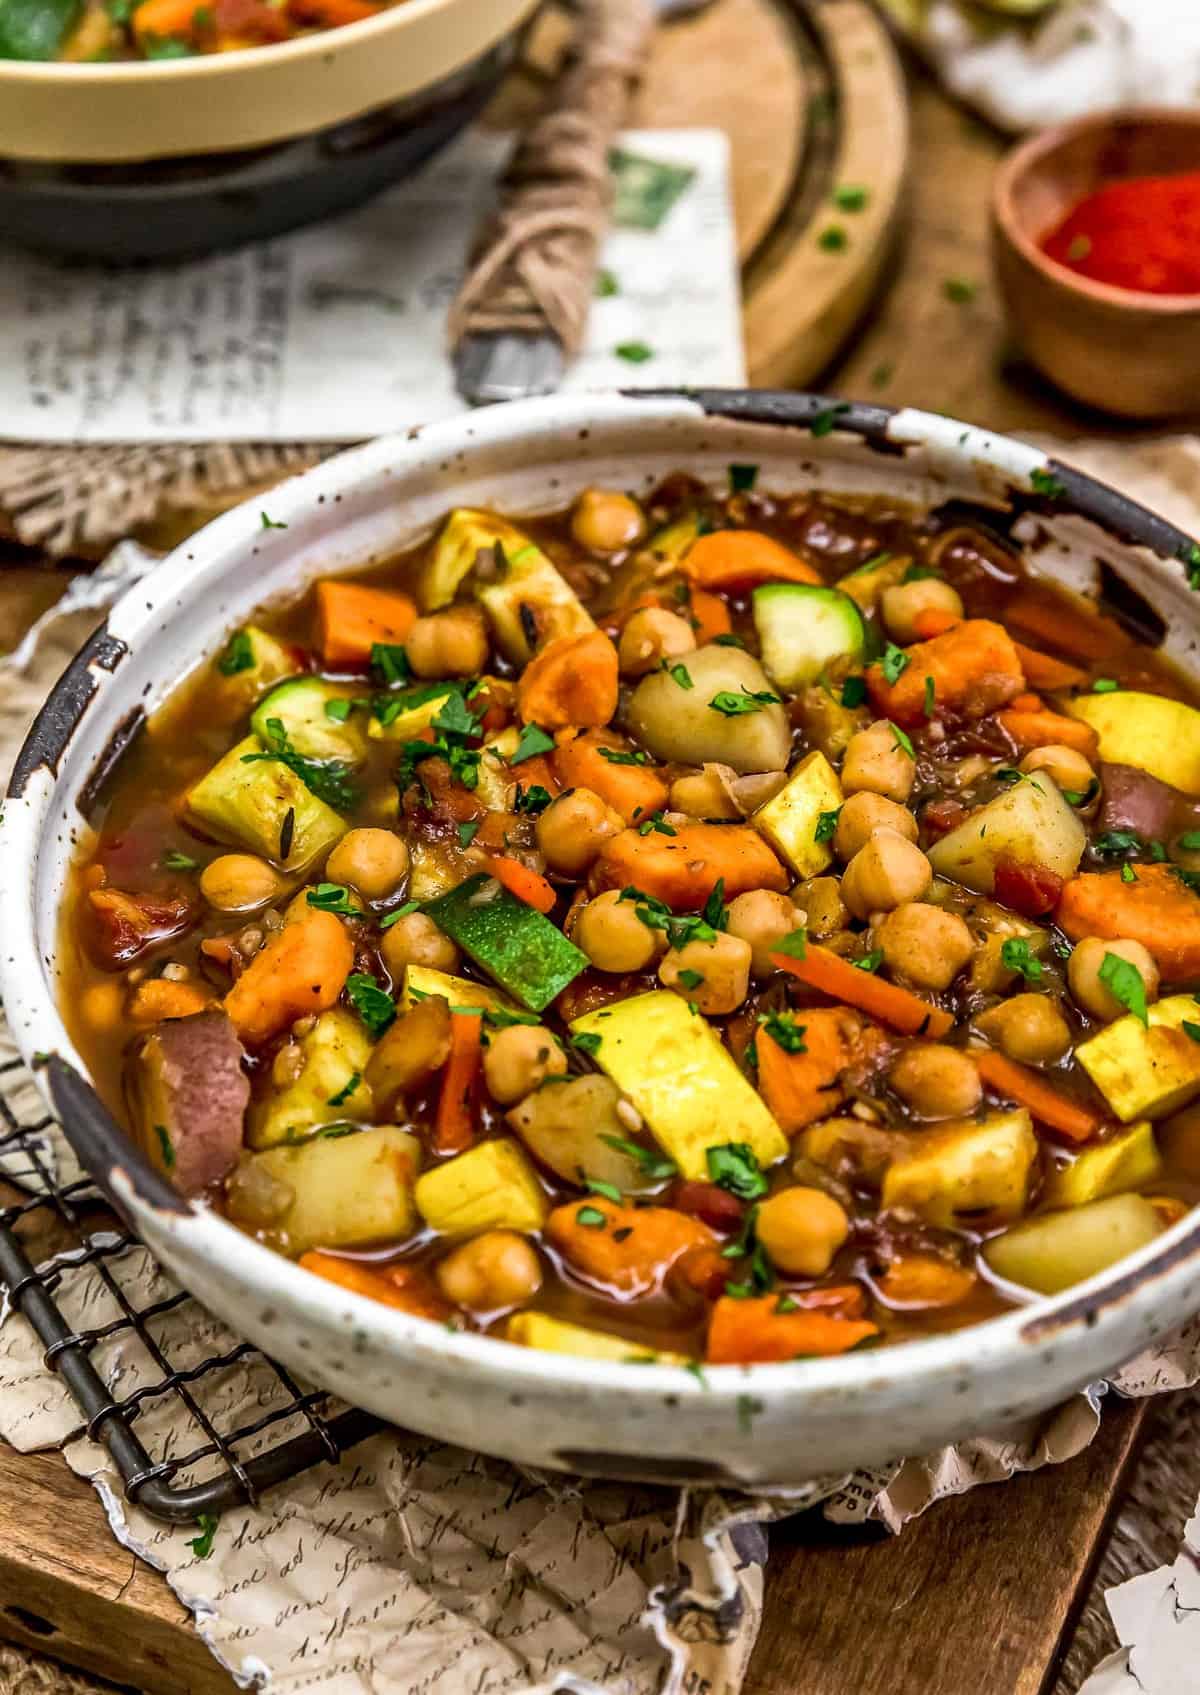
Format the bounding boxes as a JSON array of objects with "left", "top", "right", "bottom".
[
  {"left": 552, "top": 729, "right": 670, "bottom": 824},
  {"left": 516, "top": 630, "right": 619, "bottom": 729},
  {"left": 223, "top": 908, "right": 354, "bottom": 1045},
  {"left": 706, "top": 1295, "right": 878, "bottom": 1363},
  {"left": 756, "top": 1007, "right": 884, "bottom": 1134},
  {"left": 866, "top": 619, "right": 1024, "bottom": 727},
  {"left": 1057, "top": 864, "right": 1200, "bottom": 982},
  {"left": 592, "top": 822, "right": 788, "bottom": 908},
  {"left": 545, "top": 1196, "right": 714, "bottom": 1297}
]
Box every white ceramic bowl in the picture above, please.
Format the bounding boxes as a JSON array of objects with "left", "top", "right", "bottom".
[{"left": 6, "top": 390, "right": 1200, "bottom": 1487}]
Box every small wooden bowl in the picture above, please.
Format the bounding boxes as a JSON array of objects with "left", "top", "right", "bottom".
[{"left": 992, "top": 108, "right": 1200, "bottom": 419}]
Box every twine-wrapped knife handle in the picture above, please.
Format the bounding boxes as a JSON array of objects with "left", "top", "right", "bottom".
[{"left": 448, "top": 0, "right": 654, "bottom": 363}]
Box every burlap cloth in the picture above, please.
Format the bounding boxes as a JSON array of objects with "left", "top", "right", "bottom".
[{"left": 3, "top": 433, "right": 1200, "bottom": 1694}]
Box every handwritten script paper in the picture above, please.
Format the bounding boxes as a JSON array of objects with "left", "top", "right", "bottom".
[
  {"left": 5, "top": 438, "right": 1200, "bottom": 1691},
  {"left": 0, "top": 128, "right": 743, "bottom": 446}
]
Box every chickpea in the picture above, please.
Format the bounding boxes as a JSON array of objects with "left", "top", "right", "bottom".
[
  {"left": 571, "top": 488, "right": 646, "bottom": 554},
  {"left": 618, "top": 607, "right": 696, "bottom": 678},
  {"left": 483, "top": 1023, "right": 567, "bottom": 1105},
  {"left": 833, "top": 792, "right": 918, "bottom": 862},
  {"left": 405, "top": 604, "right": 489, "bottom": 679},
  {"left": 435, "top": 1231, "right": 543, "bottom": 1313},
  {"left": 841, "top": 830, "right": 931, "bottom": 919},
  {"left": 1020, "top": 744, "right": 1096, "bottom": 795},
  {"left": 725, "top": 889, "right": 801, "bottom": 976},
  {"left": 200, "top": 853, "right": 286, "bottom": 913},
  {"left": 1067, "top": 936, "right": 1160, "bottom": 1023},
  {"left": 380, "top": 910, "right": 460, "bottom": 977},
  {"left": 880, "top": 578, "right": 964, "bottom": 644},
  {"left": 755, "top": 1187, "right": 850, "bottom": 1278},
  {"left": 842, "top": 719, "right": 916, "bottom": 803},
  {"left": 975, "top": 992, "right": 1072, "bottom": 1065},
  {"left": 890, "top": 1044, "right": 982, "bottom": 1118},
  {"left": 535, "top": 787, "right": 624, "bottom": 876},
  {"left": 575, "top": 890, "right": 660, "bottom": 972},
  {"left": 876, "top": 902, "right": 973, "bottom": 991},
  {"left": 669, "top": 764, "right": 741, "bottom": 819},
  {"left": 658, "top": 931, "right": 752, "bottom": 1014},
  {"left": 794, "top": 875, "right": 847, "bottom": 939},
  {"left": 325, "top": 828, "right": 410, "bottom": 901}
]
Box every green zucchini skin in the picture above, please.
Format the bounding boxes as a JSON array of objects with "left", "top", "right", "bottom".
[
  {"left": 423, "top": 874, "right": 587, "bottom": 1011},
  {"left": 251, "top": 678, "right": 366, "bottom": 764},
  {"left": 0, "top": 0, "right": 80, "bottom": 58},
  {"left": 752, "top": 583, "right": 865, "bottom": 690}
]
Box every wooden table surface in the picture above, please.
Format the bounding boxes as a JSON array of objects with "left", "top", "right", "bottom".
[{"left": 0, "top": 46, "right": 1186, "bottom": 1695}]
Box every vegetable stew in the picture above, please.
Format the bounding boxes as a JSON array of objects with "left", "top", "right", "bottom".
[
  {"left": 61, "top": 472, "right": 1200, "bottom": 1368},
  {"left": 0, "top": 0, "right": 397, "bottom": 62}
]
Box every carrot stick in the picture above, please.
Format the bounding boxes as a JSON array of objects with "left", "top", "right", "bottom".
[
  {"left": 433, "top": 1011, "right": 483, "bottom": 1155},
  {"left": 974, "top": 1050, "right": 1100, "bottom": 1143},
  {"left": 1006, "top": 586, "right": 1129, "bottom": 662},
  {"left": 681, "top": 530, "right": 822, "bottom": 591},
  {"left": 299, "top": 1253, "right": 451, "bottom": 1320},
  {"left": 489, "top": 855, "right": 556, "bottom": 914},
  {"left": 688, "top": 586, "right": 732, "bottom": 643},
  {"left": 315, "top": 580, "right": 417, "bottom": 667},
  {"left": 770, "top": 943, "right": 954, "bottom": 1038},
  {"left": 1012, "top": 642, "right": 1088, "bottom": 691}
]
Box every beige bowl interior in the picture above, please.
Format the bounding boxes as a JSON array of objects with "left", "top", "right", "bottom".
[{"left": 0, "top": 0, "right": 538, "bottom": 163}]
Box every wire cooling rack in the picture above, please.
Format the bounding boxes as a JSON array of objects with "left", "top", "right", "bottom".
[{"left": 0, "top": 1054, "right": 383, "bottom": 1525}]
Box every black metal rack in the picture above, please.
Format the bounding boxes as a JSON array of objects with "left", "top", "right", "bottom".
[{"left": 0, "top": 1055, "right": 382, "bottom": 1525}]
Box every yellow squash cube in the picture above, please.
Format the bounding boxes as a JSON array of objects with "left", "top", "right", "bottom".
[
  {"left": 1043, "top": 1120, "right": 1161, "bottom": 1208},
  {"left": 1076, "top": 995, "right": 1200, "bottom": 1122},
  {"left": 415, "top": 1138, "right": 548, "bottom": 1235},
  {"left": 505, "top": 1312, "right": 686, "bottom": 1364},
  {"left": 570, "top": 990, "right": 787, "bottom": 1181},
  {"left": 881, "top": 1109, "right": 1037, "bottom": 1228},
  {"left": 752, "top": 749, "right": 842, "bottom": 880},
  {"left": 366, "top": 685, "right": 455, "bottom": 744},
  {"left": 402, "top": 965, "right": 517, "bottom": 1015},
  {"left": 1067, "top": 691, "right": 1200, "bottom": 796}
]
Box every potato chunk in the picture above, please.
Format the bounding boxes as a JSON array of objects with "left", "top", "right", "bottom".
[
  {"left": 881, "top": 1109, "right": 1037, "bottom": 1227},
  {"left": 249, "top": 1008, "right": 372, "bottom": 1149},
  {"left": 626, "top": 644, "right": 791, "bottom": 774},
  {"left": 927, "top": 773, "right": 1085, "bottom": 895},
  {"left": 233, "top": 1126, "right": 421, "bottom": 1256},
  {"left": 984, "top": 1194, "right": 1164, "bottom": 1294}
]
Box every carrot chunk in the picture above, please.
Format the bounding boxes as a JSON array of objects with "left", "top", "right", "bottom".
[
  {"left": 546, "top": 1196, "right": 714, "bottom": 1298},
  {"left": 756, "top": 1007, "right": 880, "bottom": 1134},
  {"left": 432, "top": 1011, "right": 483, "bottom": 1156},
  {"left": 1006, "top": 585, "right": 1130, "bottom": 663},
  {"left": 299, "top": 1253, "right": 451, "bottom": 1321},
  {"left": 875, "top": 1256, "right": 976, "bottom": 1309},
  {"left": 516, "top": 630, "right": 618, "bottom": 729},
  {"left": 996, "top": 707, "right": 1099, "bottom": 756},
  {"left": 681, "top": 530, "right": 823, "bottom": 591},
  {"left": 315, "top": 580, "right": 417, "bottom": 667},
  {"left": 552, "top": 729, "right": 669, "bottom": 823},
  {"left": 688, "top": 587, "right": 733, "bottom": 644},
  {"left": 706, "top": 1295, "right": 877, "bottom": 1363},
  {"left": 132, "top": 0, "right": 205, "bottom": 39},
  {"left": 867, "top": 618, "right": 1025, "bottom": 727},
  {"left": 594, "top": 822, "right": 788, "bottom": 908},
  {"left": 489, "top": 855, "right": 556, "bottom": 914},
  {"left": 287, "top": 0, "right": 379, "bottom": 23},
  {"left": 1012, "top": 643, "right": 1088, "bottom": 692},
  {"left": 127, "top": 978, "right": 211, "bottom": 1028},
  {"left": 974, "top": 1050, "right": 1100, "bottom": 1143},
  {"left": 1057, "top": 863, "right": 1200, "bottom": 982},
  {"left": 223, "top": 908, "right": 353, "bottom": 1046},
  {"left": 770, "top": 943, "right": 954, "bottom": 1038}
]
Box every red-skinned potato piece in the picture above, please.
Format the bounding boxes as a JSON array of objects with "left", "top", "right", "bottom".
[
  {"left": 866, "top": 619, "right": 1024, "bottom": 727},
  {"left": 127, "top": 1009, "right": 249, "bottom": 1197}
]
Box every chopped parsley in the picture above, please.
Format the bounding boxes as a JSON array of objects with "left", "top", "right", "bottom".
[
  {"left": 889, "top": 722, "right": 915, "bottom": 759},
  {"left": 729, "top": 463, "right": 759, "bottom": 492},
  {"left": 1099, "top": 952, "right": 1148, "bottom": 1026},
  {"left": 880, "top": 642, "right": 910, "bottom": 685},
  {"left": 575, "top": 1205, "right": 608, "bottom": 1228},
  {"left": 595, "top": 268, "right": 619, "bottom": 298},
  {"left": 811, "top": 402, "right": 850, "bottom": 438},
  {"left": 833, "top": 184, "right": 868, "bottom": 212},
  {"left": 370, "top": 643, "right": 410, "bottom": 686},
  {"left": 324, "top": 698, "right": 353, "bottom": 723},
  {"left": 637, "top": 810, "right": 677, "bottom": 837},
  {"left": 815, "top": 807, "right": 841, "bottom": 843},
  {"left": 1179, "top": 832, "right": 1200, "bottom": 851},
  {"left": 774, "top": 928, "right": 808, "bottom": 961},
  {"left": 818, "top": 225, "right": 847, "bottom": 251},
  {"left": 1178, "top": 539, "right": 1200, "bottom": 589},
  {"left": 1092, "top": 829, "right": 1142, "bottom": 857},
  {"left": 685, "top": 1361, "right": 710, "bottom": 1388},
  {"left": 307, "top": 883, "right": 362, "bottom": 917},
  {"left": 1000, "top": 937, "right": 1042, "bottom": 984},
  {"left": 664, "top": 661, "right": 694, "bottom": 691},
  {"left": 759, "top": 1010, "right": 807, "bottom": 1053},
  {"left": 345, "top": 972, "right": 397, "bottom": 1037},
  {"left": 619, "top": 886, "right": 720, "bottom": 952},
  {"left": 379, "top": 900, "right": 420, "bottom": 928},
  {"left": 1121, "top": 862, "right": 1138, "bottom": 883},
  {"left": 585, "top": 1178, "right": 623, "bottom": 1204},
  {"left": 1062, "top": 779, "right": 1099, "bottom": 807},
  {"left": 943, "top": 277, "right": 977, "bottom": 304},
  {"left": 707, "top": 1143, "right": 768, "bottom": 1201},
  {"left": 1092, "top": 677, "right": 1119, "bottom": 693},
  {"left": 708, "top": 687, "right": 781, "bottom": 716},
  {"left": 841, "top": 675, "right": 868, "bottom": 708},
  {"left": 511, "top": 723, "right": 556, "bottom": 765},
  {"left": 598, "top": 745, "right": 651, "bottom": 766},
  {"left": 161, "top": 849, "right": 199, "bottom": 871},
  {"left": 1184, "top": 1021, "right": 1200, "bottom": 1044},
  {"left": 572, "top": 1031, "right": 603, "bottom": 1056},
  {"left": 854, "top": 949, "right": 883, "bottom": 973},
  {"left": 327, "top": 1072, "right": 362, "bottom": 1106},
  {"left": 1031, "top": 467, "right": 1067, "bottom": 500},
  {"left": 189, "top": 1514, "right": 219, "bottom": 1559},
  {"left": 870, "top": 361, "right": 894, "bottom": 389},
  {"left": 154, "top": 1124, "right": 175, "bottom": 1170},
  {"left": 737, "top": 1394, "right": 764, "bottom": 1434},
  {"left": 514, "top": 783, "right": 553, "bottom": 815},
  {"left": 923, "top": 675, "right": 936, "bottom": 719},
  {"left": 615, "top": 341, "right": 653, "bottom": 364},
  {"left": 599, "top": 1133, "right": 677, "bottom": 1181},
  {"left": 242, "top": 718, "right": 360, "bottom": 811},
  {"left": 216, "top": 630, "right": 254, "bottom": 676},
  {"left": 457, "top": 821, "right": 480, "bottom": 849}
]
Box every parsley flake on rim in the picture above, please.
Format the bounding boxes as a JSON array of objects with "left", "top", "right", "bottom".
[
  {"left": 1030, "top": 467, "right": 1067, "bottom": 500},
  {"left": 729, "top": 463, "right": 759, "bottom": 492},
  {"left": 810, "top": 401, "right": 850, "bottom": 438},
  {"left": 216, "top": 630, "right": 254, "bottom": 676},
  {"left": 260, "top": 511, "right": 288, "bottom": 530}
]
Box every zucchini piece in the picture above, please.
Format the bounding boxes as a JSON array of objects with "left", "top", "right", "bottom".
[
  {"left": 240, "top": 1125, "right": 421, "bottom": 1256},
  {"left": 1043, "top": 1121, "right": 1161, "bottom": 1209},
  {"left": 569, "top": 990, "right": 788, "bottom": 1181},
  {"left": 926, "top": 772, "right": 1086, "bottom": 894},
  {"left": 417, "top": 508, "right": 527, "bottom": 610},
  {"left": 248, "top": 1007, "right": 373, "bottom": 1149},
  {"left": 838, "top": 554, "right": 910, "bottom": 611},
  {"left": 647, "top": 511, "right": 704, "bottom": 565},
  {"left": 415, "top": 1138, "right": 548, "bottom": 1234},
  {"left": 422, "top": 873, "right": 586, "bottom": 1011},
  {"left": 752, "top": 584, "right": 865, "bottom": 690},
  {"left": 475, "top": 726, "right": 521, "bottom": 811},
  {"left": 1075, "top": 994, "right": 1200, "bottom": 1121},
  {"left": 984, "top": 1193, "right": 1164, "bottom": 1295},
  {"left": 408, "top": 841, "right": 460, "bottom": 902},
  {"left": 1066, "top": 690, "right": 1200, "bottom": 795},
  {"left": 880, "top": 1108, "right": 1037, "bottom": 1228},
  {"left": 207, "top": 625, "right": 298, "bottom": 715},
  {"left": 185, "top": 734, "right": 347, "bottom": 871},
  {"left": 0, "top": 0, "right": 80, "bottom": 59},
  {"left": 251, "top": 678, "right": 367, "bottom": 764},
  {"left": 401, "top": 964, "right": 518, "bottom": 1015},
  {"left": 506, "top": 1312, "right": 686, "bottom": 1363},
  {"left": 366, "top": 681, "right": 457, "bottom": 744},
  {"left": 752, "top": 748, "right": 843, "bottom": 880}
]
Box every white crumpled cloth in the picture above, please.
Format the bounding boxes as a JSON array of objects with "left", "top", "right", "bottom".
[{"left": 894, "top": 0, "right": 1200, "bottom": 134}]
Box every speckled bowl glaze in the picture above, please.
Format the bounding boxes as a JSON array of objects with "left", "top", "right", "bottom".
[{"left": 6, "top": 390, "right": 1200, "bottom": 1487}]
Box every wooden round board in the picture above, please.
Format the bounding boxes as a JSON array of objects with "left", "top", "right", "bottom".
[{"left": 510, "top": 0, "right": 910, "bottom": 388}]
